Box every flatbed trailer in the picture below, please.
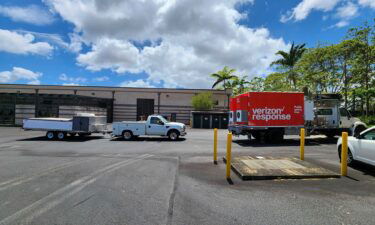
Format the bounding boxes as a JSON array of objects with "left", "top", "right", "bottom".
[{"left": 23, "top": 114, "right": 110, "bottom": 140}]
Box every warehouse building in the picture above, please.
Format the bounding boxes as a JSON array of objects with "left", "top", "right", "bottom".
[{"left": 0, "top": 84, "right": 230, "bottom": 126}]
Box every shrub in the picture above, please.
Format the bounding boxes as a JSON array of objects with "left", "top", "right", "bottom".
[
  {"left": 359, "top": 115, "right": 375, "bottom": 127},
  {"left": 191, "top": 92, "right": 214, "bottom": 110}
]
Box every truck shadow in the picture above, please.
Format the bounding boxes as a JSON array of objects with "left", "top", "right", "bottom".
[
  {"left": 233, "top": 137, "right": 338, "bottom": 147},
  {"left": 16, "top": 136, "right": 105, "bottom": 142},
  {"left": 110, "top": 137, "right": 186, "bottom": 142}
]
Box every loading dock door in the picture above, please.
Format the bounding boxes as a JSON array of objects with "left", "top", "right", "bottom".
[
  {"left": 212, "top": 115, "right": 220, "bottom": 129},
  {"left": 0, "top": 103, "right": 15, "bottom": 125},
  {"left": 137, "top": 99, "right": 154, "bottom": 121},
  {"left": 202, "top": 115, "right": 210, "bottom": 128},
  {"left": 220, "top": 115, "right": 229, "bottom": 129}
]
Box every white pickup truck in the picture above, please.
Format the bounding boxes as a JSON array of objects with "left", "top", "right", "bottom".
[{"left": 112, "top": 115, "right": 186, "bottom": 140}]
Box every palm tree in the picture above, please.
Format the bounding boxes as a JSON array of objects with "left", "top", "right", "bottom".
[
  {"left": 232, "top": 76, "right": 250, "bottom": 94},
  {"left": 271, "top": 42, "right": 306, "bottom": 89},
  {"left": 211, "top": 66, "right": 238, "bottom": 89}
]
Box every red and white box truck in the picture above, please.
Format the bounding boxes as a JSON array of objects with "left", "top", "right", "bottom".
[{"left": 228, "top": 92, "right": 366, "bottom": 142}]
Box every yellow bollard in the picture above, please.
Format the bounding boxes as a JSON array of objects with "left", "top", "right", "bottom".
[
  {"left": 213, "top": 128, "right": 218, "bottom": 164},
  {"left": 341, "top": 132, "right": 348, "bottom": 176},
  {"left": 300, "top": 128, "right": 305, "bottom": 160},
  {"left": 226, "top": 132, "right": 232, "bottom": 179}
]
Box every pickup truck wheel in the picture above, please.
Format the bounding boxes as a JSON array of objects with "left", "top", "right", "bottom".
[
  {"left": 46, "top": 131, "right": 55, "bottom": 140},
  {"left": 57, "top": 132, "right": 66, "bottom": 140},
  {"left": 122, "top": 131, "right": 133, "bottom": 140},
  {"left": 168, "top": 130, "right": 179, "bottom": 140}
]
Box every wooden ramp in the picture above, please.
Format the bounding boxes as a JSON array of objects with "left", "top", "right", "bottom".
[{"left": 223, "top": 156, "right": 340, "bottom": 180}]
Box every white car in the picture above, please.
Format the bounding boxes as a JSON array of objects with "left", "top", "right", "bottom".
[{"left": 337, "top": 126, "right": 375, "bottom": 166}]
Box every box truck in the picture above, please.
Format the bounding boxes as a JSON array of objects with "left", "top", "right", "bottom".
[{"left": 228, "top": 92, "right": 366, "bottom": 142}]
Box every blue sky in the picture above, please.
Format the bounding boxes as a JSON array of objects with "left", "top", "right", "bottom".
[{"left": 0, "top": 0, "right": 374, "bottom": 88}]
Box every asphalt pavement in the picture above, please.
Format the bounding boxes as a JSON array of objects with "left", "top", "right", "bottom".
[{"left": 0, "top": 127, "right": 374, "bottom": 225}]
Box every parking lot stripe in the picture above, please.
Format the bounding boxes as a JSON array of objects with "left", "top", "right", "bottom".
[
  {"left": 0, "top": 154, "right": 152, "bottom": 225},
  {"left": 0, "top": 158, "right": 96, "bottom": 192}
]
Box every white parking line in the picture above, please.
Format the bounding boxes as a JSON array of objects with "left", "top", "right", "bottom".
[
  {"left": 0, "top": 154, "right": 152, "bottom": 225},
  {"left": 0, "top": 158, "right": 95, "bottom": 192}
]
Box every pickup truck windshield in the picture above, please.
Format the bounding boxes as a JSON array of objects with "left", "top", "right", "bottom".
[{"left": 159, "top": 116, "right": 169, "bottom": 123}]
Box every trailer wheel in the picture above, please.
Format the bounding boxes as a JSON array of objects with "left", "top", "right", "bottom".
[
  {"left": 46, "top": 131, "right": 55, "bottom": 140},
  {"left": 122, "top": 130, "right": 133, "bottom": 140},
  {"left": 57, "top": 132, "right": 66, "bottom": 140}
]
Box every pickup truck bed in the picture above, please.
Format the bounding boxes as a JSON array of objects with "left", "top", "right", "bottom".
[{"left": 113, "top": 121, "right": 146, "bottom": 136}]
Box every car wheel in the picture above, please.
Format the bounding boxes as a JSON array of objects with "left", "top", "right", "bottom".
[
  {"left": 347, "top": 150, "right": 354, "bottom": 166},
  {"left": 168, "top": 130, "right": 179, "bottom": 141},
  {"left": 122, "top": 131, "right": 133, "bottom": 140},
  {"left": 57, "top": 132, "right": 66, "bottom": 140},
  {"left": 46, "top": 131, "right": 55, "bottom": 140},
  {"left": 339, "top": 147, "right": 354, "bottom": 166}
]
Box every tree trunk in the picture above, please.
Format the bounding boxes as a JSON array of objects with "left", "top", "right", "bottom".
[
  {"left": 343, "top": 61, "right": 348, "bottom": 109},
  {"left": 352, "top": 90, "right": 356, "bottom": 113}
]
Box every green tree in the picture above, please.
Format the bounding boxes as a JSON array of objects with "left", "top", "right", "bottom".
[
  {"left": 211, "top": 66, "right": 238, "bottom": 90},
  {"left": 346, "top": 22, "right": 375, "bottom": 116},
  {"left": 271, "top": 42, "right": 306, "bottom": 90},
  {"left": 231, "top": 76, "right": 250, "bottom": 95},
  {"left": 296, "top": 45, "right": 342, "bottom": 94},
  {"left": 248, "top": 77, "right": 265, "bottom": 91},
  {"left": 191, "top": 92, "right": 214, "bottom": 110},
  {"left": 264, "top": 72, "right": 293, "bottom": 91}
]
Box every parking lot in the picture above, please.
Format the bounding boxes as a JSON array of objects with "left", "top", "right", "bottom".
[{"left": 0, "top": 127, "right": 375, "bottom": 225}]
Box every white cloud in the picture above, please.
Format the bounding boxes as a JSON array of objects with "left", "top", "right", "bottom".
[
  {"left": 62, "top": 83, "right": 80, "bottom": 86},
  {"left": 120, "top": 79, "right": 155, "bottom": 88},
  {"left": 358, "top": 0, "right": 375, "bottom": 8},
  {"left": 336, "top": 2, "right": 359, "bottom": 18},
  {"left": 0, "top": 4, "right": 54, "bottom": 25},
  {"left": 16, "top": 30, "right": 82, "bottom": 53},
  {"left": 77, "top": 38, "right": 141, "bottom": 73},
  {"left": 0, "top": 29, "right": 53, "bottom": 55},
  {"left": 59, "top": 73, "right": 87, "bottom": 83},
  {"left": 331, "top": 2, "right": 359, "bottom": 28},
  {"left": 46, "top": 0, "right": 288, "bottom": 88},
  {"left": 333, "top": 20, "right": 350, "bottom": 28},
  {"left": 281, "top": 0, "right": 340, "bottom": 22},
  {"left": 0, "top": 67, "right": 42, "bottom": 84},
  {"left": 93, "top": 76, "right": 109, "bottom": 82}
]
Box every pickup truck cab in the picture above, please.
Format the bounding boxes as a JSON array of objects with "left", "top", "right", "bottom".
[{"left": 112, "top": 115, "right": 186, "bottom": 140}]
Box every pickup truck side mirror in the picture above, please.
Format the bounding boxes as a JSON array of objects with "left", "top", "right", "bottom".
[{"left": 158, "top": 121, "right": 164, "bottom": 125}]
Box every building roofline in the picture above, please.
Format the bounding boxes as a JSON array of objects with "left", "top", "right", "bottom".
[{"left": 0, "top": 83, "right": 230, "bottom": 94}]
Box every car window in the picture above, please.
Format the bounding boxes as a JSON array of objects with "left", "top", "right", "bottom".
[
  {"left": 150, "top": 117, "right": 162, "bottom": 125},
  {"left": 339, "top": 108, "right": 349, "bottom": 117},
  {"left": 363, "top": 130, "right": 375, "bottom": 141},
  {"left": 317, "top": 109, "right": 332, "bottom": 115}
]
